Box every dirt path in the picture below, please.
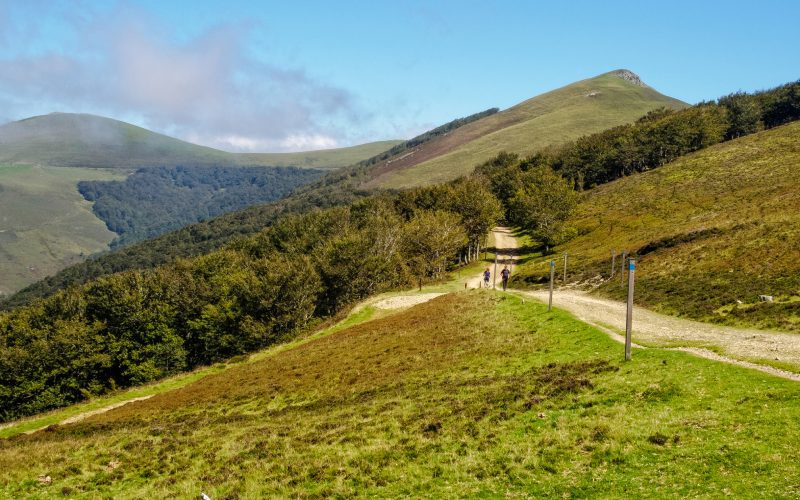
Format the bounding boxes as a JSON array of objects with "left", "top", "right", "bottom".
[
  {"left": 372, "top": 293, "right": 445, "bottom": 310},
  {"left": 524, "top": 289, "right": 800, "bottom": 381},
  {"left": 467, "top": 227, "right": 517, "bottom": 289},
  {"left": 56, "top": 396, "right": 154, "bottom": 427},
  {"left": 471, "top": 228, "right": 800, "bottom": 381}
]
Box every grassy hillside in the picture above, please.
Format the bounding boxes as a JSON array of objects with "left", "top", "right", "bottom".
[
  {"left": 0, "top": 113, "right": 399, "bottom": 169},
  {"left": 3, "top": 292, "right": 800, "bottom": 497},
  {"left": 0, "top": 165, "right": 126, "bottom": 297},
  {"left": 365, "top": 70, "right": 687, "bottom": 189},
  {"left": 240, "top": 140, "right": 402, "bottom": 170},
  {"left": 516, "top": 121, "right": 800, "bottom": 331}
]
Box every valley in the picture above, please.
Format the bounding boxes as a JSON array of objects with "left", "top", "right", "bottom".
[
  {"left": 3, "top": 1, "right": 800, "bottom": 496},
  {"left": 0, "top": 57, "right": 798, "bottom": 498},
  {"left": 0, "top": 70, "right": 691, "bottom": 305}
]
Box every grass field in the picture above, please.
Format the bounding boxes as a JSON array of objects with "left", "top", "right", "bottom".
[
  {"left": 0, "top": 113, "right": 400, "bottom": 170},
  {"left": 0, "top": 164, "right": 127, "bottom": 296},
  {"left": 3, "top": 291, "right": 800, "bottom": 497},
  {"left": 238, "top": 140, "right": 403, "bottom": 170},
  {"left": 367, "top": 71, "right": 687, "bottom": 189},
  {"left": 514, "top": 121, "right": 800, "bottom": 332}
]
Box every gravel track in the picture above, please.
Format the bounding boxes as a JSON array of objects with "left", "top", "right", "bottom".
[
  {"left": 467, "top": 227, "right": 517, "bottom": 289},
  {"left": 525, "top": 289, "right": 800, "bottom": 381}
]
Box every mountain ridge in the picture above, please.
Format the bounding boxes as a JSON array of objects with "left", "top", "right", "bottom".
[{"left": 0, "top": 112, "right": 402, "bottom": 170}]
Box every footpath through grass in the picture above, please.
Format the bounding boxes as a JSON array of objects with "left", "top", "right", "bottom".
[{"left": 2, "top": 291, "right": 800, "bottom": 497}]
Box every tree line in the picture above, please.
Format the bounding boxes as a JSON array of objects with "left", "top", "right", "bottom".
[
  {"left": 3, "top": 79, "right": 799, "bottom": 420},
  {"left": 3, "top": 78, "right": 798, "bottom": 313},
  {"left": 0, "top": 178, "right": 500, "bottom": 422}
]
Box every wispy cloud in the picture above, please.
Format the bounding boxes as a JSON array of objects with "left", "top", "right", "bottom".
[{"left": 0, "top": 4, "right": 360, "bottom": 152}]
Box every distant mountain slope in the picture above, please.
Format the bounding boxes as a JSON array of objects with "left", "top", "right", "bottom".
[
  {"left": 0, "top": 113, "right": 401, "bottom": 169},
  {"left": 0, "top": 164, "right": 126, "bottom": 298},
  {"left": 516, "top": 121, "right": 800, "bottom": 331},
  {"left": 0, "top": 69, "right": 683, "bottom": 305},
  {"left": 78, "top": 165, "right": 323, "bottom": 248},
  {"left": 240, "top": 140, "right": 403, "bottom": 170},
  {"left": 365, "top": 70, "right": 687, "bottom": 188},
  {"left": 0, "top": 114, "right": 399, "bottom": 296}
]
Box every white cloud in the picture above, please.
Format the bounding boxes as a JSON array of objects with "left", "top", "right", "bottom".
[
  {"left": 0, "top": 6, "right": 362, "bottom": 152},
  {"left": 278, "top": 134, "right": 338, "bottom": 151}
]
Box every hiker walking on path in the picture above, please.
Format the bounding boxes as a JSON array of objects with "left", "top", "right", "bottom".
[
  {"left": 500, "top": 266, "right": 510, "bottom": 291},
  {"left": 483, "top": 268, "right": 491, "bottom": 288}
]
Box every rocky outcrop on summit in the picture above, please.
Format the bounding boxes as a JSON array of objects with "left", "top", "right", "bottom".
[{"left": 613, "top": 69, "right": 647, "bottom": 87}]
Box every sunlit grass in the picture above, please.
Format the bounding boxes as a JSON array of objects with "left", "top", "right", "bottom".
[{"left": 0, "top": 164, "right": 127, "bottom": 295}]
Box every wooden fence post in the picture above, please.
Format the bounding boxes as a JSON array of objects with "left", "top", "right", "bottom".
[
  {"left": 625, "top": 258, "right": 636, "bottom": 361},
  {"left": 611, "top": 250, "right": 616, "bottom": 278},
  {"left": 548, "top": 260, "right": 555, "bottom": 312}
]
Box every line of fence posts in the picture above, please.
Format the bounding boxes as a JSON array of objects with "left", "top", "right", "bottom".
[{"left": 563, "top": 252, "right": 568, "bottom": 283}]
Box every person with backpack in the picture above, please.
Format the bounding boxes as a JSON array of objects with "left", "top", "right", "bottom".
[
  {"left": 500, "top": 265, "right": 511, "bottom": 291},
  {"left": 483, "top": 268, "right": 491, "bottom": 288}
]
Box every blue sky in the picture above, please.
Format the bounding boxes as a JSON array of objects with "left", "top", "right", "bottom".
[{"left": 0, "top": 0, "right": 798, "bottom": 152}]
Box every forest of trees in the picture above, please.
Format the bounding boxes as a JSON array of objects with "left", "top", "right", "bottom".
[
  {"left": 477, "top": 79, "right": 800, "bottom": 197},
  {"left": 79, "top": 165, "right": 322, "bottom": 248},
  {"left": 0, "top": 179, "right": 501, "bottom": 421}
]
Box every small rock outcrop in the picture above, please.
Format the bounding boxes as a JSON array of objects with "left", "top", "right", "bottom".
[{"left": 613, "top": 69, "right": 647, "bottom": 87}]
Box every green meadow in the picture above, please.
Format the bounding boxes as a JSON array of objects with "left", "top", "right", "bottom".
[{"left": 370, "top": 71, "right": 687, "bottom": 189}]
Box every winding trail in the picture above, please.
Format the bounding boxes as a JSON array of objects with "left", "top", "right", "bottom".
[{"left": 8, "top": 226, "right": 800, "bottom": 438}]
